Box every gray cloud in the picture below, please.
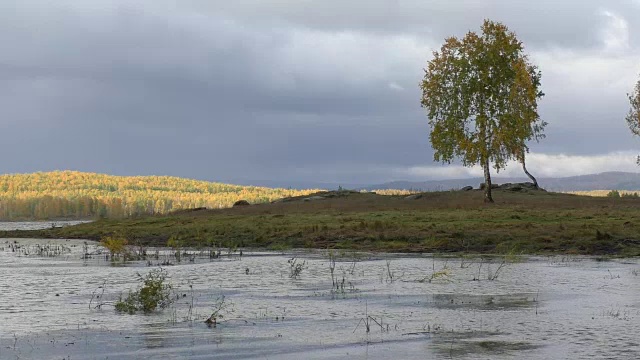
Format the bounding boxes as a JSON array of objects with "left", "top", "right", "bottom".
[
  {"left": 1, "top": 1, "right": 639, "bottom": 184},
  {"left": 205, "top": 0, "right": 640, "bottom": 50}
]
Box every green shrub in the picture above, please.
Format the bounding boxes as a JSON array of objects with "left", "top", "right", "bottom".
[
  {"left": 114, "top": 290, "right": 138, "bottom": 314},
  {"left": 167, "top": 235, "right": 184, "bottom": 262},
  {"left": 115, "top": 268, "right": 173, "bottom": 314},
  {"left": 606, "top": 190, "right": 621, "bottom": 198},
  {"left": 101, "top": 235, "right": 129, "bottom": 259}
]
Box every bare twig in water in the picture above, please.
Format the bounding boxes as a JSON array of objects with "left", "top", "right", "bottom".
[
  {"left": 288, "top": 258, "right": 306, "bottom": 279},
  {"left": 89, "top": 280, "right": 108, "bottom": 310},
  {"left": 488, "top": 259, "right": 507, "bottom": 281},
  {"left": 353, "top": 302, "right": 385, "bottom": 334}
]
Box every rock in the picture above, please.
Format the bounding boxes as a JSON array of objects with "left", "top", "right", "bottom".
[
  {"left": 233, "top": 200, "right": 250, "bottom": 207},
  {"left": 461, "top": 186, "right": 474, "bottom": 191},
  {"left": 204, "top": 316, "right": 217, "bottom": 327},
  {"left": 479, "top": 183, "right": 500, "bottom": 190},
  {"left": 498, "top": 183, "right": 523, "bottom": 191},
  {"left": 498, "top": 182, "right": 545, "bottom": 192},
  {"left": 303, "top": 196, "right": 326, "bottom": 202},
  {"left": 405, "top": 194, "right": 423, "bottom": 200},
  {"left": 478, "top": 182, "right": 545, "bottom": 192}
]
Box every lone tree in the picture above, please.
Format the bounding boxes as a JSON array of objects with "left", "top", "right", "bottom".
[
  {"left": 627, "top": 74, "right": 640, "bottom": 164},
  {"left": 420, "top": 20, "right": 546, "bottom": 202}
]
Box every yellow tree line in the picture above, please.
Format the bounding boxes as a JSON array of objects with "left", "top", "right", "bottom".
[{"left": 0, "top": 171, "right": 320, "bottom": 220}]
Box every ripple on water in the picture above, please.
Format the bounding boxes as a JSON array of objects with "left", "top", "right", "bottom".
[{"left": 0, "top": 238, "right": 639, "bottom": 359}]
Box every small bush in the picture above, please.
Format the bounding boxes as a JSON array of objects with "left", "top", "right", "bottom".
[
  {"left": 606, "top": 190, "right": 621, "bottom": 198},
  {"left": 114, "top": 290, "right": 138, "bottom": 314},
  {"left": 101, "top": 235, "right": 129, "bottom": 259},
  {"left": 167, "top": 235, "right": 184, "bottom": 262},
  {"left": 115, "top": 268, "right": 173, "bottom": 314}
]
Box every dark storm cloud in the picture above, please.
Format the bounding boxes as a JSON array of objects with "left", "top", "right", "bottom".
[{"left": 1, "top": 0, "right": 639, "bottom": 184}]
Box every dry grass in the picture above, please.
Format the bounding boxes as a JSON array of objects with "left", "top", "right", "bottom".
[
  {"left": 367, "top": 189, "right": 421, "bottom": 196},
  {"left": 568, "top": 190, "right": 640, "bottom": 197}
]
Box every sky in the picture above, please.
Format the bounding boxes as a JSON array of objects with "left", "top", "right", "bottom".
[{"left": 1, "top": 0, "right": 640, "bottom": 186}]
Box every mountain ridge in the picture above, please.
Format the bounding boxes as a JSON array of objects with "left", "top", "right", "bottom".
[{"left": 364, "top": 171, "right": 640, "bottom": 192}]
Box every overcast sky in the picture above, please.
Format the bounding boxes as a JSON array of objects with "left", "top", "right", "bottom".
[{"left": 2, "top": 0, "right": 640, "bottom": 185}]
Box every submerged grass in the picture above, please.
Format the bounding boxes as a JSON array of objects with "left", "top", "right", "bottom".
[{"left": 3, "top": 190, "right": 640, "bottom": 255}]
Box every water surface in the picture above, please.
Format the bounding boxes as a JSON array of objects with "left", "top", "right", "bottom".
[
  {"left": 0, "top": 220, "right": 91, "bottom": 231},
  {"left": 0, "top": 238, "right": 638, "bottom": 359}
]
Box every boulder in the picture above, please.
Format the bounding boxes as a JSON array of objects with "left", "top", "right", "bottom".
[
  {"left": 479, "top": 183, "right": 500, "bottom": 190},
  {"left": 461, "top": 186, "right": 474, "bottom": 191},
  {"left": 303, "top": 196, "right": 326, "bottom": 202},
  {"left": 478, "top": 182, "right": 545, "bottom": 192},
  {"left": 498, "top": 182, "right": 545, "bottom": 192},
  {"left": 498, "top": 183, "right": 523, "bottom": 191},
  {"left": 233, "top": 200, "right": 250, "bottom": 207}
]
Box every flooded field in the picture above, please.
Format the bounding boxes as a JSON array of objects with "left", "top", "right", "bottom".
[
  {"left": 0, "top": 221, "right": 91, "bottom": 231},
  {"left": 0, "top": 238, "right": 639, "bottom": 359}
]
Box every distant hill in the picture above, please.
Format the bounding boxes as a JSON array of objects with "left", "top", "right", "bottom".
[
  {"left": 3, "top": 170, "right": 640, "bottom": 221},
  {"left": 0, "top": 171, "right": 318, "bottom": 220},
  {"left": 227, "top": 179, "right": 366, "bottom": 191},
  {"left": 365, "top": 172, "right": 640, "bottom": 192}
]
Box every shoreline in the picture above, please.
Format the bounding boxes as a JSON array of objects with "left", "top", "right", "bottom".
[{"left": 2, "top": 190, "right": 640, "bottom": 257}]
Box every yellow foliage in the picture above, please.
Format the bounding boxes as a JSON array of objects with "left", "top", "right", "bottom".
[
  {"left": 101, "top": 235, "right": 128, "bottom": 256},
  {"left": 0, "top": 171, "right": 321, "bottom": 220},
  {"left": 568, "top": 190, "right": 640, "bottom": 197}
]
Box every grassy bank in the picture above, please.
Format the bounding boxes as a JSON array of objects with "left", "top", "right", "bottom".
[{"left": 2, "top": 190, "right": 640, "bottom": 256}]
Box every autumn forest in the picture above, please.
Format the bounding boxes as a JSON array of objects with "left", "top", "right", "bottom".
[{"left": 0, "top": 171, "right": 317, "bottom": 220}]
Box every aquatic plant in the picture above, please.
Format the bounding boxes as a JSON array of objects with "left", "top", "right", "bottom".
[
  {"left": 288, "top": 257, "right": 306, "bottom": 279},
  {"left": 89, "top": 280, "right": 108, "bottom": 310},
  {"left": 383, "top": 259, "right": 404, "bottom": 283},
  {"left": 328, "top": 251, "right": 337, "bottom": 286},
  {"left": 420, "top": 268, "right": 452, "bottom": 283},
  {"left": 473, "top": 257, "right": 508, "bottom": 281},
  {"left": 353, "top": 302, "right": 385, "bottom": 334},
  {"left": 115, "top": 268, "right": 173, "bottom": 314},
  {"left": 488, "top": 259, "right": 508, "bottom": 281},
  {"left": 100, "top": 234, "right": 128, "bottom": 260},
  {"left": 167, "top": 235, "right": 184, "bottom": 262},
  {"left": 205, "top": 295, "right": 233, "bottom": 327},
  {"left": 417, "top": 257, "right": 452, "bottom": 283},
  {"left": 385, "top": 260, "right": 395, "bottom": 283}
]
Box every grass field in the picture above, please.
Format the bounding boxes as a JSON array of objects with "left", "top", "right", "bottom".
[
  {"left": 3, "top": 189, "right": 640, "bottom": 256},
  {"left": 568, "top": 190, "right": 640, "bottom": 197}
]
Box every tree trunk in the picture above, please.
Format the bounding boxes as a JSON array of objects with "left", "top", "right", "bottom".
[
  {"left": 521, "top": 158, "right": 538, "bottom": 189},
  {"left": 483, "top": 158, "right": 494, "bottom": 203}
]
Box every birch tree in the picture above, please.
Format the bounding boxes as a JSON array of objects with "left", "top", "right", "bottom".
[
  {"left": 420, "top": 20, "right": 546, "bottom": 202},
  {"left": 627, "top": 75, "right": 640, "bottom": 164}
]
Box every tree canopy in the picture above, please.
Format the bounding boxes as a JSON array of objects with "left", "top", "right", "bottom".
[
  {"left": 627, "top": 75, "right": 640, "bottom": 164},
  {"left": 0, "top": 171, "right": 319, "bottom": 220},
  {"left": 420, "top": 20, "right": 546, "bottom": 202}
]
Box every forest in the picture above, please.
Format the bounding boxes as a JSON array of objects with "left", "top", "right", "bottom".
[{"left": 0, "top": 171, "right": 317, "bottom": 220}]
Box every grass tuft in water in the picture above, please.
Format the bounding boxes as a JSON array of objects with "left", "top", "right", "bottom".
[{"left": 115, "top": 268, "right": 173, "bottom": 314}]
